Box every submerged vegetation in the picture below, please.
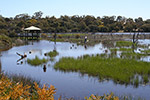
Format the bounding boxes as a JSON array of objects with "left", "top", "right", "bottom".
[
  {"left": 27, "top": 56, "right": 48, "bottom": 66},
  {"left": 54, "top": 54, "right": 150, "bottom": 86}
]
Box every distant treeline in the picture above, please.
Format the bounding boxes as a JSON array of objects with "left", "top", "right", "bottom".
[{"left": 0, "top": 11, "right": 150, "bottom": 37}]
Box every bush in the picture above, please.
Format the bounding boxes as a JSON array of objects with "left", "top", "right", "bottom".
[
  {"left": 58, "top": 34, "right": 62, "bottom": 38},
  {"left": 41, "top": 33, "right": 48, "bottom": 38},
  {"left": 75, "top": 34, "right": 80, "bottom": 39},
  {"left": 0, "top": 75, "right": 56, "bottom": 100}
]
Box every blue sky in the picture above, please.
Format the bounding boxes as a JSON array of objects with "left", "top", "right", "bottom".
[{"left": 0, "top": 0, "right": 150, "bottom": 20}]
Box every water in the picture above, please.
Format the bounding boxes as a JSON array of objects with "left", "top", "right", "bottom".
[
  {"left": 95, "top": 32, "right": 150, "bottom": 35},
  {"left": 0, "top": 40, "right": 150, "bottom": 99}
]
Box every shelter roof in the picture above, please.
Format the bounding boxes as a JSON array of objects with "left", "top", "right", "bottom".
[{"left": 24, "top": 26, "right": 41, "bottom": 31}]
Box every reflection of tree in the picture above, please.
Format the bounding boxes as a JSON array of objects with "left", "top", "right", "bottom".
[{"left": 53, "top": 43, "right": 56, "bottom": 51}]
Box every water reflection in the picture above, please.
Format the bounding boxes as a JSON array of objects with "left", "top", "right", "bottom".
[
  {"left": 1, "top": 40, "right": 150, "bottom": 99},
  {"left": 0, "top": 56, "right": 1, "bottom": 73},
  {"left": 16, "top": 52, "right": 27, "bottom": 65},
  {"left": 84, "top": 45, "right": 87, "bottom": 49},
  {"left": 43, "top": 65, "right": 47, "bottom": 72}
]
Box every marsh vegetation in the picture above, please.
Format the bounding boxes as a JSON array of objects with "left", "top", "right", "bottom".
[
  {"left": 1, "top": 39, "right": 150, "bottom": 99},
  {"left": 27, "top": 56, "right": 48, "bottom": 66}
]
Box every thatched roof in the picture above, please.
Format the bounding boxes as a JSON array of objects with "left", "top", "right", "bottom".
[{"left": 24, "top": 26, "right": 41, "bottom": 31}]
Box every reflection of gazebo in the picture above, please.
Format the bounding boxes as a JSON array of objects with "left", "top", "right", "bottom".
[{"left": 24, "top": 26, "right": 41, "bottom": 39}]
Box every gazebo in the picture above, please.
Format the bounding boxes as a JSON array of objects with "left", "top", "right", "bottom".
[{"left": 24, "top": 26, "right": 41, "bottom": 39}]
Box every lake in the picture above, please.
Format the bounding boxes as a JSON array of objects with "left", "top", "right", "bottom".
[{"left": 0, "top": 40, "right": 150, "bottom": 99}]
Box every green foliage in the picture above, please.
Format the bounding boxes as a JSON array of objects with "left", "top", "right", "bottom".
[
  {"left": 116, "top": 41, "right": 133, "bottom": 47},
  {"left": 54, "top": 55, "right": 150, "bottom": 85},
  {"left": 27, "top": 56, "right": 48, "bottom": 66},
  {"left": 57, "top": 34, "right": 62, "bottom": 38},
  {"left": 41, "top": 33, "right": 48, "bottom": 38},
  {"left": 47, "top": 50, "right": 59, "bottom": 57},
  {"left": 110, "top": 48, "right": 132, "bottom": 52},
  {"left": 0, "top": 13, "right": 150, "bottom": 34},
  {"left": 75, "top": 34, "right": 80, "bottom": 39},
  {"left": 141, "top": 49, "right": 150, "bottom": 54},
  {"left": 0, "top": 35, "right": 12, "bottom": 49}
]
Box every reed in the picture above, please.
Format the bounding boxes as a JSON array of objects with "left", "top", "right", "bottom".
[
  {"left": 47, "top": 50, "right": 59, "bottom": 57},
  {"left": 54, "top": 55, "right": 150, "bottom": 85},
  {"left": 116, "top": 41, "right": 133, "bottom": 47},
  {"left": 27, "top": 56, "right": 48, "bottom": 66}
]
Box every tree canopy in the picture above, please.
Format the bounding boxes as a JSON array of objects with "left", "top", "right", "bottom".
[{"left": 0, "top": 11, "right": 150, "bottom": 37}]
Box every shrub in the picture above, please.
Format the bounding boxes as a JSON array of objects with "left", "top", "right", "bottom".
[
  {"left": 41, "top": 33, "right": 48, "bottom": 38},
  {"left": 75, "top": 34, "right": 80, "bottom": 39},
  {"left": 0, "top": 75, "right": 56, "bottom": 100},
  {"left": 58, "top": 34, "right": 62, "bottom": 38}
]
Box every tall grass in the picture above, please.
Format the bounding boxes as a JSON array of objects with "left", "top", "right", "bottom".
[
  {"left": 47, "top": 50, "right": 59, "bottom": 57},
  {"left": 27, "top": 56, "right": 48, "bottom": 66},
  {"left": 54, "top": 55, "right": 150, "bottom": 85},
  {"left": 116, "top": 41, "right": 133, "bottom": 47}
]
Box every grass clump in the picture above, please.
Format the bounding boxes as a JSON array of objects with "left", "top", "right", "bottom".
[
  {"left": 141, "top": 49, "right": 150, "bottom": 54},
  {"left": 27, "top": 56, "right": 48, "bottom": 66},
  {"left": 54, "top": 55, "right": 150, "bottom": 85},
  {"left": 110, "top": 48, "right": 132, "bottom": 52},
  {"left": 116, "top": 41, "right": 133, "bottom": 47},
  {"left": 119, "top": 48, "right": 132, "bottom": 52},
  {"left": 47, "top": 50, "right": 59, "bottom": 57},
  {"left": 120, "top": 52, "right": 147, "bottom": 59}
]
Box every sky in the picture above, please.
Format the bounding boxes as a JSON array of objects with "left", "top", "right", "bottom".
[{"left": 0, "top": 0, "right": 150, "bottom": 20}]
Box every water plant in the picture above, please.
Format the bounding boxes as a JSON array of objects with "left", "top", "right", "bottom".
[
  {"left": 110, "top": 48, "right": 132, "bottom": 52},
  {"left": 47, "top": 50, "right": 59, "bottom": 57},
  {"left": 141, "top": 49, "right": 150, "bottom": 54},
  {"left": 27, "top": 56, "right": 48, "bottom": 66},
  {"left": 54, "top": 55, "right": 150, "bottom": 85},
  {"left": 116, "top": 41, "right": 133, "bottom": 47}
]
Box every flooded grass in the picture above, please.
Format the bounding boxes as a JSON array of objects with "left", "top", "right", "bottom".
[
  {"left": 110, "top": 48, "right": 132, "bottom": 52},
  {"left": 27, "top": 56, "right": 48, "bottom": 66},
  {"left": 141, "top": 49, "right": 150, "bottom": 54},
  {"left": 54, "top": 55, "right": 150, "bottom": 85},
  {"left": 116, "top": 41, "right": 133, "bottom": 47},
  {"left": 120, "top": 52, "right": 147, "bottom": 59},
  {"left": 47, "top": 50, "right": 59, "bottom": 57}
]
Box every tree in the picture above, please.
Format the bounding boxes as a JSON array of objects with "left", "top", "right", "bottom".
[
  {"left": 141, "top": 24, "right": 150, "bottom": 32},
  {"left": 32, "top": 11, "right": 43, "bottom": 19},
  {"left": 15, "top": 14, "right": 30, "bottom": 21}
]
